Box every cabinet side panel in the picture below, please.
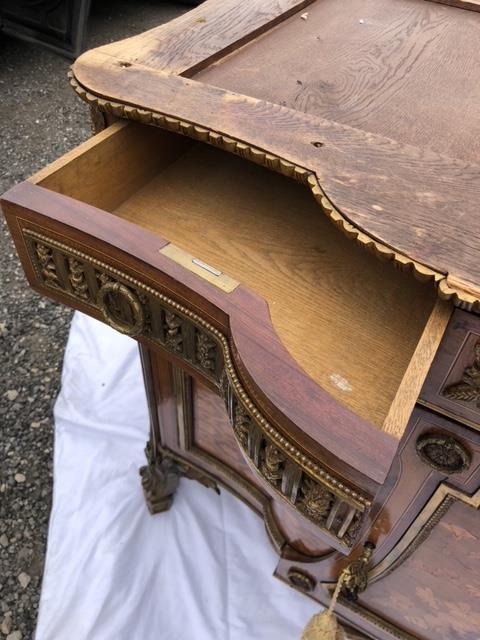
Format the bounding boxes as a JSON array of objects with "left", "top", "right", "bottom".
[
  {"left": 193, "top": 381, "right": 256, "bottom": 482},
  {"left": 361, "top": 499, "right": 480, "bottom": 640}
]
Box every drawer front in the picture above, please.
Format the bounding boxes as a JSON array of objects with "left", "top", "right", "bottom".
[
  {"left": 421, "top": 309, "right": 480, "bottom": 428},
  {"left": 2, "top": 120, "right": 395, "bottom": 552},
  {"left": 361, "top": 472, "right": 480, "bottom": 639},
  {"left": 22, "top": 226, "right": 224, "bottom": 384},
  {"left": 359, "top": 480, "right": 480, "bottom": 640},
  {"left": 2, "top": 120, "right": 397, "bottom": 490},
  {"left": 10, "top": 220, "right": 372, "bottom": 552}
]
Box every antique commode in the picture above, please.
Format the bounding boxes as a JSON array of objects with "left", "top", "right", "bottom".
[{"left": 2, "top": 0, "right": 480, "bottom": 638}]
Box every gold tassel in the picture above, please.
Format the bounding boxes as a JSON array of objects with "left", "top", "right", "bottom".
[
  {"left": 301, "top": 570, "right": 346, "bottom": 640},
  {"left": 300, "top": 542, "right": 375, "bottom": 640}
]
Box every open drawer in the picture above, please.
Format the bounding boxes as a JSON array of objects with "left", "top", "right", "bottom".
[
  {"left": 2, "top": 118, "right": 457, "bottom": 548},
  {"left": 1, "top": 120, "right": 453, "bottom": 468},
  {"left": 2, "top": 121, "right": 458, "bottom": 532}
]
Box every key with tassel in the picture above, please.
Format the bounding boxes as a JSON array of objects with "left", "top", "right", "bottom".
[{"left": 301, "top": 541, "right": 375, "bottom": 640}]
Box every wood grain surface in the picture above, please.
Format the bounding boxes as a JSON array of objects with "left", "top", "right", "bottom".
[
  {"left": 91, "top": 0, "right": 315, "bottom": 76},
  {"left": 72, "top": 48, "right": 480, "bottom": 302},
  {"left": 30, "top": 121, "right": 189, "bottom": 211},
  {"left": 361, "top": 497, "right": 480, "bottom": 639},
  {"left": 199, "top": 0, "right": 480, "bottom": 164},
  {"left": 113, "top": 138, "right": 436, "bottom": 429},
  {"left": 426, "top": 0, "right": 480, "bottom": 11},
  {"left": 382, "top": 299, "right": 452, "bottom": 437},
  {"left": 23, "top": 120, "right": 437, "bottom": 429}
]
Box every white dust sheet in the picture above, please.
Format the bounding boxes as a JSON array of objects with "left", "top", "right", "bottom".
[{"left": 35, "top": 312, "right": 318, "bottom": 640}]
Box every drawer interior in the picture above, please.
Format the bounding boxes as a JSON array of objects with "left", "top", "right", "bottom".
[{"left": 31, "top": 121, "right": 449, "bottom": 436}]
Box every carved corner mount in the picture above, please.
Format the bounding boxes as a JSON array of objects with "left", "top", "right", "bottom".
[
  {"left": 164, "top": 448, "right": 220, "bottom": 495},
  {"left": 416, "top": 432, "right": 471, "bottom": 474},
  {"left": 442, "top": 339, "right": 480, "bottom": 407}
]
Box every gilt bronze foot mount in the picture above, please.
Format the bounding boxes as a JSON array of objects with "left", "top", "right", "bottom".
[
  {"left": 140, "top": 443, "right": 220, "bottom": 515},
  {"left": 139, "top": 443, "right": 180, "bottom": 514}
]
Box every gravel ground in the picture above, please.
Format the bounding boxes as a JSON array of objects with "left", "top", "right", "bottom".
[{"left": 0, "top": 3, "right": 186, "bottom": 638}]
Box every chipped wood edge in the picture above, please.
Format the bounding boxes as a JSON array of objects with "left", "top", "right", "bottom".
[{"left": 68, "top": 70, "right": 480, "bottom": 312}]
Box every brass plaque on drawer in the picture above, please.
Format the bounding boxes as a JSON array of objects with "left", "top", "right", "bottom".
[{"left": 159, "top": 243, "right": 239, "bottom": 293}]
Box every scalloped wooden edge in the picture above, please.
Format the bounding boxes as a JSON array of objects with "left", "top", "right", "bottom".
[{"left": 68, "top": 70, "right": 480, "bottom": 312}]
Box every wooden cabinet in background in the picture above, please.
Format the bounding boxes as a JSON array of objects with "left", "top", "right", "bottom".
[{"left": 2, "top": 1, "right": 480, "bottom": 638}]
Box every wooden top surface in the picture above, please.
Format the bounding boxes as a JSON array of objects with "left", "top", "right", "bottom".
[
  {"left": 72, "top": 0, "right": 480, "bottom": 305},
  {"left": 198, "top": 0, "right": 480, "bottom": 164}
]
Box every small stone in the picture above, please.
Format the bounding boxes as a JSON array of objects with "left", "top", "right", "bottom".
[
  {"left": 17, "top": 573, "right": 30, "bottom": 589},
  {"left": 0, "top": 535, "right": 8, "bottom": 548},
  {"left": 14, "top": 474, "right": 26, "bottom": 484},
  {"left": 1, "top": 613, "right": 12, "bottom": 635},
  {"left": 5, "top": 390, "right": 18, "bottom": 401},
  {"left": 7, "top": 632, "right": 21, "bottom": 640},
  {"left": 18, "top": 547, "right": 32, "bottom": 561},
  {"left": 30, "top": 422, "right": 41, "bottom": 429}
]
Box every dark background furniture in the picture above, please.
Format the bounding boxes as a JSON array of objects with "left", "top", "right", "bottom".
[{"left": 0, "top": 0, "right": 202, "bottom": 58}]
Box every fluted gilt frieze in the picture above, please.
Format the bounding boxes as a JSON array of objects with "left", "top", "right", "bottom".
[{"left": 221, "top": 372, "right": 368, "bottom": 547}]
